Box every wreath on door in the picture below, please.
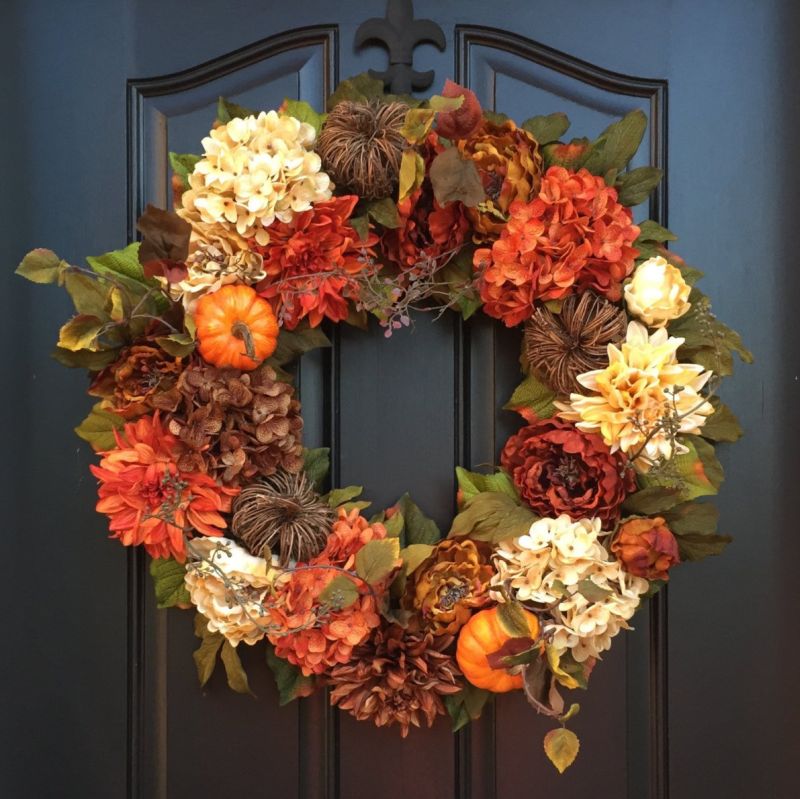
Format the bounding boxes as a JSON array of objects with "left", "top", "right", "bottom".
[{"left": 17, "top": 73, "right": 751, "bottom": 773}]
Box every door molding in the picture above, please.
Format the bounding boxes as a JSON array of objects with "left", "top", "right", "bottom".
[{"left": 455, "top": 25, "right": 669, "bottom": 799}]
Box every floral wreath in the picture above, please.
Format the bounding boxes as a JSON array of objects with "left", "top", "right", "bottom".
[{"left": 18, "top": 73, "right": 751, "bottom": 773}]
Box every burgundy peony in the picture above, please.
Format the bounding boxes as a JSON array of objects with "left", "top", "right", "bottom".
[
  {"left": 611, "top": 517, "right": 680, "bottom": 581},
  {"left": 500, "top": 417, "right": 634, "bottom": 524}
]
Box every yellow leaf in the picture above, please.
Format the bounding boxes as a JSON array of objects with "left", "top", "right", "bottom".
[
  {"left": 429, "top": 94, "right": 464, "bottom": 113},
  {"left": 399, "top": 543, "right": 434, "bottom": 576},
  {"left": 398, "top": 150, "right": 425, "bottom": 202},
  {"left": 400, "top": 108, "right": 435, "bottom": 143},
  {"left": 543, "top": 728, "right": 580, "bottom": 774},
  {"left": 58, "top": 315, "right": 105, "bottom": 352},
  {"left": 108, "top": 287, "right": 125, "bottom": 322}
]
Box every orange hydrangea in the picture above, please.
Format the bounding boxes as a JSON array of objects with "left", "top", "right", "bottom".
[
  {"left": 90, "top": 414, "right": 238, "bottom": 561},
  {"left": 254, "top": 195, "right": 377, "bottom": 329},
  {"left": 474, "top": 166, "right": 640, "bottom": 326},
  {"left": 267, "top": 508, "right": 391, "bottom": 676}
]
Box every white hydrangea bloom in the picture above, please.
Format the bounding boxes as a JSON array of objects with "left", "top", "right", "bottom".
[
  {"left": 491, "top": 515, "right": 649, "bottom": 662},
  {"left": 178, "top": 111, "right": 332, "bottom": 247}
]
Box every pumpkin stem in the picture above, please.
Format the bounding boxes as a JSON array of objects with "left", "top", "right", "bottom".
[{"left": 231, "top": 320, "right": 257, "bottom": 361}]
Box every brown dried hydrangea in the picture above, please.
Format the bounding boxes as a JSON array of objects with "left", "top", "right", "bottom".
[
  {"left": 327, "top": 622, "right": 462, "bottom": 736},
  {"left": 154, "top": 361, "right": 303, "bottom": 486},
  {"left": 403, "top": 539, "right": 494, "bottom": 636}
]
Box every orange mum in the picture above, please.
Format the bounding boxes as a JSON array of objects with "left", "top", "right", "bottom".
[
  {"left": 474, "top": 166, "right": 640, "bottom": 326},
  {"left": 90, "top": 414, "right": 238, "bottom": 562},
  {"left": 267, "top": 508, "right": 388, "bottom": 676},
  {"left": 254, "top": 195, "right": 377, "bottom": 329}
]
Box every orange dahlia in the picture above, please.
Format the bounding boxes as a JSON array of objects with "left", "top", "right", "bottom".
[
  {"left": 90, "top": 414, "right": 238, "bottom": 561},
  {"left": 474, "top": 166, "right": 640, "bottom": 326},
  {"left": 381, "top": 133, "right": 471, "bottom": 272},
  {"left": 254, "top": 194, "right": 377, "bottom": 329},
  {"left": 267, "top": 508, "right": 390, "bottom": 676}
]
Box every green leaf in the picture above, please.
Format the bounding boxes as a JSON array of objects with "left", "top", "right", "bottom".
[
  {"left": 543, "top": 728, "right": 580, "bottom": 774},
  {"left": 265, "top": 645, "right": 316, "bottom": 705},
  {"left": 634, "top": 437, "right": 722, "bottom": 509},
  {"left": 383, "top": 510, "right": 405, "bottom": 538},
  {"left": 675, "top": 531, "right": 732, "bottom": 561},
  {"left": 169, "top": 152, "right": 201, "bottom": 189},
  {"left": 616, "top": 166, "right": 663, "bottom": 207},
  {"left": 217, "top": 96, "right": 256, "bottom": 123},
  {"left": 521, "top": 112, "right": 570, "bottom": 145},
  {"left": 192, "top": 614, "right": 223, "bottom": 688},
  {"left": 701, "top": 399, "right": 743, "bottom": 442},
  {"left": 663, "top": 500, "right": 719, "bottom": 537},
  {"left": 269, "top": 326, "right": 331, "bottom": 369},
  {"left": 156, "top": 333, "right": 196, "bottom": 358},
  {"left": 396, "top": 494, "right": 441, "bottom": 545},
  {"left": 504, "top": 373, "right": 557, "bottom": 419},
  {"left": 455, "top": 466, "right": 518, "bottom": 503},
  {"left": 318, "top": 574, "right": 360, "bottom": 610},
  {"left": 349, "top": 215, "right": 370, "bottom": 242},
  {"left": 636, "top": 219, "right": 678, "bottom": 244},
  {"left": 53, "top": 347, "right": 118, "bottom": 371},
  {"left": 582, "top": 109, "right": 648, "bottom": 175},
  {"left": 327, "top": 72, "right": 387, "bottom": 108},
  {"left": 303, "top": 447, "right": 330, "bottom": 489},
  {"left": 399, "top": 543, "right": 434, "bottom": 576},
  {"left": 623, "top": 486, "right": 681, "bottom": 515},
  {"left": 63, "top": 272, "right": 112, "bottom": 317},
  {"left": 449, "top": 492, "right": 536, "bottom": 543},
  {"left": 220, "top": 640, "right": 254, "bottom": 696},
  {"left": 325, "top": 486, "right": 364, "bottom": 508},
  {"left": 149, "top": 557, "right": 191, "bottom": 608},
  {"left": 355, "top": 538, "right": 400, "bottom": 584},
  {"left": 87, "top": 242, "right": 146, "bottom": 283},
  {"left": 576, "top": 578, "right": 612, "bottom": 603},
  {"left": 428, "top": 148, "right": 484, "bottom": 207},
  {"left": 16, "top": 248, "right": 67, "bottom": 284},
  {"left": 483, "top": 110, "right": 509, "bottom": 125},
  {"left": 364, "top": 197, "right": 401, "bottom": 229},
  {"left": 58, "top": 315, "right": 105, "bottom": 352},
  {"left": 400, "top": 107, "right": 436, "bottom": 143},
  {"left": 282, "top": 98, "right": 324, "bottom": 133},
  {"left": 443, "top": 684, "right": 491, "bottom": 732}
]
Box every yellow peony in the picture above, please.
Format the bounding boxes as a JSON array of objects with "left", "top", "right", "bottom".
[
  {"left": 185, "top": 537, "right": 277, "bottom": 646},
  {"left": 557, "top": 321, "right": 713, "bottom": 470},
  {"left": 178, "top": 111, "right": 332, "bottom": 247},
  {"left": 624, "top": 255, "right": 691, "bottom": 327}
]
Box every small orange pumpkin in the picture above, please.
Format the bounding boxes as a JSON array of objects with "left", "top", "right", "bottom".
[
  {"left": 456, "top": 606, "right": 540, "bottom": 692},
  {"left": 194, "top": 285, "right": 279, "bottom": 370}
]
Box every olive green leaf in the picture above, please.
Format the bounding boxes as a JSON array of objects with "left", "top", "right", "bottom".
[
  {"left": 521, "top": 112, "right": 570, "bottom": 145},
  {"left": 220, "top": 640, "right": 254, "bottom": 696},
  {"left": 543, "top": 728, "right": 581, "bottom": 774},
  {"left": 455, "top": 466, "right": 518, "bottom": 503},
  {"left": 156, "top": 332, "right": 196, "bottom": 358},
  {"left": 443, "top": 684, "right": 491, "bottom": 732},
  {"left": 396, "top": 493, "right": 441, "bottom": 545},
  {"left": 58, "top": 315, "right": 105, "bottom": 352},
  {"left": 318, "top": 574, "right": 360, "bottom": 610},
  {"left": 324, "top": 486, "right": 364, "bottom": 508},
  {"left": 355, "top": 538, "right": 401, "bottom": 585},
  {"left": 282, "top": 98, "right": 325, "bottom": 133},
  {"left": 327, "top": 72, "right": 386, "bottom": 108},
  {"left": 217, "top": 96, "right": 256, "bottom": 123},
  {"left": 265, "top": 645, "right": 316, "bottom": 705},
  {"left": 663, "top": 500, "right": 719, "bottom": 536},
  {"left": 16, "top": 248, "right": 68, "bottom": 284},
  {"left": 428, "top": 148, "right": 484, "bottom": 207},
  {"left": 192, "top": 614, "right": 224, "bottom": 688},
  {"left": 364, "top": 197, "right": 401, "bottom": 229},
  {"left": 303, "top": 447, "right": 330, "bottom": 490},
  {"left": 636, "top": 219, "right": 677, "bottom": 244},
  {"left": 400, "top": 107, "right": 436, "bottom": 143},
  {"left": 449, "top": 492, "right": 536, "bottom": 543},
  {"left": 428, "top": 93, "right": 464, "bottom": 113},
  {"left": 674, "top": 531, "right": 732, "bottom": 561},
  {"left": 582, "top": 109, "right": 648, "bottom": 175},
  {"left": 349, "top": 215, "right": 370, "bottom": 242},
  {"left": 399, "top": 543, "right": 435, "bottom": 576},
  {"left": 700, "top": 398, "right": 743, "bottom": 442},
  {"left": 269, "top": 326, "right": 331, "bottom": 370},
  {"left": 383, "top": 510, "right": 405, "bottom": 539},
  {"left": 169, "top": 152, "right": 201, "bottom": 188},
  {"left": 504, "top": 373, "right": 557, "bottom": 419},
  {"left": 63, "top": 272, "right": 112, "bottom": 317},
  {"left": 615, "top": 166, "right": 663, "bottom": 207},
  {"left": 149, "top": 557, "right": 191, "bottom": 608},
  {"left": 497, "top": 600, "right": 534, "bottom": 638},
  {"left": 52, "top": 347, "right": 118, "bottom": 371}
]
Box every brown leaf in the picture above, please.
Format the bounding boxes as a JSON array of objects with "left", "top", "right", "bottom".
[
  {"left": 522, "top": 655, "right": 565, "bottom": 718},
  {"left": 428, "top": 148, "right": 485, "bottom": 207},
  {"left": 486, "top": 636, "right": 537, "bottom": 670},
  {"left": 137, "top": 204, "right": 192, "bottom": 264}
]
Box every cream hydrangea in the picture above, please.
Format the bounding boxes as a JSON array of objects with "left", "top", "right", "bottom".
[
  {"left": 624, "top": 255, "right": 691, "bottom": 327},
  {"left": 165, "top": 242, "right": 267, "bottom": 312},
  {"left": 185, "top": 537, "right": 278, "bottom": 646},
  {"left": 557, "top": 321, "right": 713, "bottom": 471},
  {"left": 491, "top": 515, "right": 648, "bottom": 662},
  {"left": 178, "top": 111, "right": 332, "bottom": 247}
]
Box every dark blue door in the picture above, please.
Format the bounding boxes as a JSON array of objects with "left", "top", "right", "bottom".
[{"left": 3, "top": 1, "right": 797, "bottom": 798}]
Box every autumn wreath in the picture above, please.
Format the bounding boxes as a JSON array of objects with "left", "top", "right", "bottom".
[{"left": 17, "top": 73, "right": 751, "bottom": 773}]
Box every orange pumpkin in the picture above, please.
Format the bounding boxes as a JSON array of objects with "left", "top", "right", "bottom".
[
  {"left": 456, "top": 606, "right": 540, "bottom": 692},
  {"left": 194, "top": 285, "right": 279, "bottom": 370}
]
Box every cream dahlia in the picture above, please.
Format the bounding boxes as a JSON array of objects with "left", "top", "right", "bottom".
[
  {"left": 178, "top": 111, "right": 332, "bottom": 247},
  {"left": 557, "top": 321, "right": 713, "bottom": 470},
  {"left": 491, "top": 515, "right": 648, "bottom": 662}
]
